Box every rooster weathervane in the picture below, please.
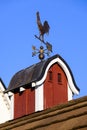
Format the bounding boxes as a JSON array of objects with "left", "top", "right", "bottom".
[{"left": 32, "top": 11, "right": 52, "bottom": 61}]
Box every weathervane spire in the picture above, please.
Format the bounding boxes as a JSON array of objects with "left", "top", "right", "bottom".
[{"left": 32, "top": 11, "right": 52, "bottom": 61}]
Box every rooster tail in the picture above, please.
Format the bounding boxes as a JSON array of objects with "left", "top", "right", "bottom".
[{"left": 43, "top": 21, "right": 50, "bottom": 34}]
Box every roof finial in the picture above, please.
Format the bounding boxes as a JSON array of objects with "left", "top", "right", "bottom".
[{"left": 32, "top": 11, "right": 53, "bottom": 61}]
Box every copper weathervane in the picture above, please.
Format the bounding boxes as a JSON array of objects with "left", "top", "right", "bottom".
[{"left": 32, "top": 11, "right": 52, "bottom": 61}]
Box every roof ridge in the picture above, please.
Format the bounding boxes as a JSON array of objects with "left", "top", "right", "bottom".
[{"left": 0, "top": 78, "right": 6, "bottom": 90}]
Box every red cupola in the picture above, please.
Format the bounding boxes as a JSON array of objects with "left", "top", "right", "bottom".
[{"left": 6, "top": 54, "right": 80, "bottom": 119}]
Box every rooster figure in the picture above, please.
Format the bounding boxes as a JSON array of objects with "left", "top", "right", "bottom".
[{"left": 36, "top": 11, "right": 50, "bottom": 41}]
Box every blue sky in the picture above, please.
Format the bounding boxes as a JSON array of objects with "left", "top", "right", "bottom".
[{"left": 0, "top": 0, "right": 87, "bottom": 98}]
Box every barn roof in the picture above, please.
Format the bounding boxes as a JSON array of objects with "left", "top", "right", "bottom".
[
  {"left": 0, "top": 96, "right": 87, "bottom": 130},
  {"left": 6, "top": 54, "right": 80, "bottom": 93}
]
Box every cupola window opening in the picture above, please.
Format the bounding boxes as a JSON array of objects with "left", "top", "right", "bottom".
[
  {"left": 49, "top": 71, "right": 53, "bottom": 81},
  {"left": 58, "top": 73, "right": 62, "bottom": 84}
]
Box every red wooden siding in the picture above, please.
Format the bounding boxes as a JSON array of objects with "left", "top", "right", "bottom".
[
  {"left": 14, "top": 87, "right": 35, "bottom": 119},
  {"left": 44, "top": 63, "right": 68, "bottom": 109},
  {"left": 26, "top": 88, "right": 35, "bottom": 115}
]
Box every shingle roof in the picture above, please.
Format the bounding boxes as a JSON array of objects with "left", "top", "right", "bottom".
[
  {"left": 0, "top": 96, "right": 87, "bottom": 130},
  {"left": 6, "top": 54, "right": 80, "bottom": 93},
  {"left": 6, "top": 55, "right": 54, "bottom": 92}
]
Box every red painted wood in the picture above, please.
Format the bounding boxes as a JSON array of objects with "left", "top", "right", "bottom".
[
  {"left": 26, "top": 88, "right": 35, "bottom": 115},
  {"left": 14, "top": 91, "right": 26, "bottom": 119},
  {"left": 14, "top": 63, "right": 68, "bottom": 119},
  {"left": 44, "top": 63, "right": 68, "bottom": 109},
  {"left": 14, "top": 87, "right": 35, "bottom": 119}
]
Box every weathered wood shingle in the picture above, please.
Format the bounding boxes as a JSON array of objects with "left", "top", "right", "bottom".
[{"left": 0, "top": 96, "right": 87, "bottom": 130}]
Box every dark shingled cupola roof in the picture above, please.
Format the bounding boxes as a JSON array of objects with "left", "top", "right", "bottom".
[{"left": 6, "top": 54, "right": 80, "bottom": 92}]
